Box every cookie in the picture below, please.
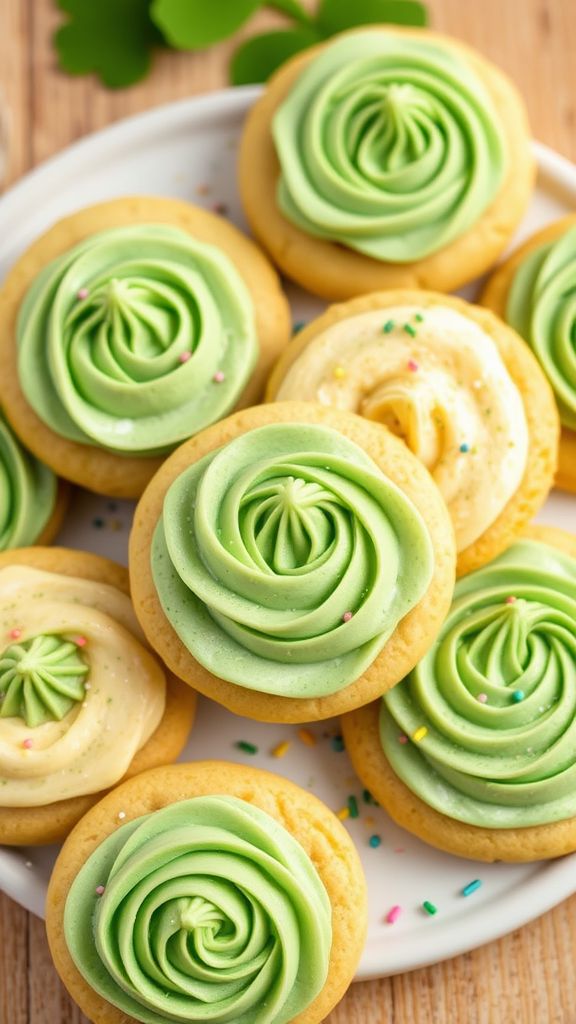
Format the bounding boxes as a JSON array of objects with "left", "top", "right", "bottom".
[
  {"left": 129, "top": 401, "right": 455, "bottom": 723},
  {"left": 46, "top": 761, "right": 367, "bottom": 1024},
  {"left": 0, "top": 546, "right": 196, "bottom": 845},
  {"left": 0, "top": 409, "right": 69, "bottom": 549},
  {"left": 0, "top": 197, "right": 291, "bottom": 497},
  {"left": 267, "top": 290, "right": 559, "bottom": 576},
  {"left": 481, "top": 215, "right": 576, "bottom": 493},
  {"left": 239, "top": 27, "right": 534, "bottom": 300},
  {"left": 341, "top": 525, "right": 576, "bottom": 862}
]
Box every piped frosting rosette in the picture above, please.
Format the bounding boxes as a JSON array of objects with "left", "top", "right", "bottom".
[
  {"left": 273, "top": 31, "right": 506, "bottom": 262},
  {"left": 16, "top": 224, "right": 258, "bottom": 455},
  {"left": 506, "top": 225, "right": 576, "bottom": 430},
  {"left": 380, "top": 539, "right": 576, "bottom": 827},
  {"left": 271, "top": 302, "right": 529, "bottom": 552},
  {"left": 151, "top": 422, "right": 433, "bottom": 697},
  {"left": 0, "top": 411, "right": 57, "bottom": 549},
  {"left": 0, "top": 565, "right": 165, "bottom": 806},
  {"left": 64, "top": 796, "right": 332, "bottom": 1024}
]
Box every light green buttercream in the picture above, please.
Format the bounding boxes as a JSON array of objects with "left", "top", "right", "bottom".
[
  {"left": 151, "top": 422, "right": 433, "bottom": 697},
  {"left": 64, "top": 796, "right": 332, "bottom": 1024},
  {"left": 0, "top": 411, "right": 57, "bottom": 549},
  {"left": 17, "top": 225, "right": 258, "bottom": 455},
  {"left": 380, "top": 540, "right": 576, "bottom": 828},
  {"left": 0, "top": 633, "right": 88, "bottom": 727},
  {"left": 506, "top": 226, "right": 576, "bottom": 430},
  {"left": 273, "top": 31, "right": 506, "bottom": 262}
]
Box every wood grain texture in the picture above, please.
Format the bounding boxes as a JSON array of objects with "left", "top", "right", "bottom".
[{"left": 1, "top": 0, "right": 576, "bottom": 1021}]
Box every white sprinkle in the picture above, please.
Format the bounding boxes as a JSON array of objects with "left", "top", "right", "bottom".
[{"left": 118, "top": 811, "right": 126, "bottom": 820}]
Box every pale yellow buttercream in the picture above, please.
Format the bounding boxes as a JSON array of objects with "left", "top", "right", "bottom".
[
  {"left": 0, "top": 566, "right": 165, "bottom": 806},
  {"left": 275, "top": 306, "right": 529, "bottom": 550}
]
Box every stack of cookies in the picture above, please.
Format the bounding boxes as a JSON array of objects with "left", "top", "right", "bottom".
[{"left": 0, "top": 24, "right": 574, "bottom": 1024}]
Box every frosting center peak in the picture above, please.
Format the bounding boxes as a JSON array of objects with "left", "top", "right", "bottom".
[{"left": 0, "top": 633, "right": 88, "bottom": 728}]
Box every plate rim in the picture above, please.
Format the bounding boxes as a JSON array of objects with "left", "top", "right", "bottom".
[{"left": 0, "top": 84, "right": 575, "bottom": 982}]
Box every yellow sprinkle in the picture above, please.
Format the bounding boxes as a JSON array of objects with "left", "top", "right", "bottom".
[
  {"left": 413, "top": 726, "right": 428, "bottom": 742},
  {"left": 333, "top": 365, "right": 346, "bottom": 380},
  {"left": 337, "top": 806, "right": 350, "bottom": 820},
  {"left": 272, "top": 740, "right": 291, "bottom": 759},
  {"left": 364, "top": 816, "right": 376, "bottom": 828},
  {"left": 298, "top": 728, "right": 316, "bottom": 747}
]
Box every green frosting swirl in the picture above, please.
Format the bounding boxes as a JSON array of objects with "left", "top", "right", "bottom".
[
  {"left": 64, "top": 796, "right": 331, "bottom": 1024},
  {"left": 0, "top": 412, "right": 57, "bottom": 550},
  {"left": 506, "top": 226, "right": 576, "bottom": 430},
  {"left": 273, "top": 31, "right": 506, "bottom": 262},
  {"left": 380, "top": 540, "right": 576, "bottom": 828},
  {"left": 151, "top": 423, "right": 433, "bottom": 697},
  {"left": 0, "top": 634, "right": 88, "bottom": 727},
  {"left": 17, "top": 225, "right": 258, "bottom": 455}
]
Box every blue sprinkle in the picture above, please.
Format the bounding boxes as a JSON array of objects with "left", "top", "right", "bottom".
[
  {"left": 92, "top": 517, "right": 105, "bottom": 529},
  {"left": 331, "top": 735, "right": 345, "bottom": 752},
  {"left": 459, "top": 443, "right": 470, "bottom": 453},
  {"left": 512, "top": 690, "right": 525, "bottom": 703},
  {"left": 292, "top": 321, "right": 306, "bottom": 334},
  {"left": 462, "top": 879, "right": 482, "bottom": 897},
  {"left": 369, "top": 834, "right": 382, "bottom": 848}
]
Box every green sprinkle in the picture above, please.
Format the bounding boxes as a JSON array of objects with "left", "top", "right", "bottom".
[
  {"left": 292, "top": 320, "right": 306, "bottom": 334},
  {"left": 462, "top": 879, "right": 482, "bottom": 897},
  {"left": 331, "top": 735, "right": 345, "bottom": 752},
  {"left": 363, "top": 788, "right": 373, "bottom": 805},
  {"left": 348, "top": 795, "right": 359, "bottom": 819},
  {"left": 403, "top": 323, "right": 417, "bottom": 337},
  {"left": 422, "top": 900, "right": 437, "bottom": 916},
  {"left": 512, "top": 690, "right": 525, "bottom": 703},
  {"left": 236, "top": 741, "right": 258, "bottom": 755},
  {"left": 369, "top": 834, "right": 381, "bottom": 848},
  {"left": 383, "top": 320, "right": 395, "bottom": 333},
  {"left": 415, "top": 313, "right": 424, "bottom": 322}
]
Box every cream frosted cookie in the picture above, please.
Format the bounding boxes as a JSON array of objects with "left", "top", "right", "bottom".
[
  {"left": 239, "top": 27, "right": 534, "bottom": 300},
  {"left": 46, "top": 762, "right": 367, "bottom": 1024},
  {"left": 0, "top": 409, "right": 68, "bottom": 549},
  {"left": 268, "top": 291, "right": 559, "bottom": 576},
  {"left": 130, "top": 401, "right": 455, "bottom": 723},
  {"left": 0, "top": 197, "right": 291, "bottom": 497},
  {"left": 481, "top": 215, "right": 576, "bottom": 493},
  {"left": 342, "top": 525, "right": 576, "bottom": 862},
  {"left": 0, "top": 547, "right": 195, "bottom": 845}
]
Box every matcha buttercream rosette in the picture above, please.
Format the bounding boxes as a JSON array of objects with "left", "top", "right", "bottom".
[
  {"left": 129, "top": 402, "right": 455, "bottom": 722},
  {"left": 46, "top": 762, "right": 367, "bottom": 1024},
  {"left": 0, "top": 197, "right": 291, "bottom": 497},
  {"left": 0, "top": 409, "right": 68, "bottom": 549},
  {"left": 342, "top": 525, "right": 576, "bottom": 862},
  {"left": 0, "top": 546, "right": 195, "bottom": 845},
  {"left": 239, "top": 27, "right": 534, "bottom": 299},
  {"left": 482, "top": 214, "right": 576, "bottom": 493}
]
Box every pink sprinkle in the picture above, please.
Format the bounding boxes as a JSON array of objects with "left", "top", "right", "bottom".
[
  {"left": 77, "top": 288, "right": 89, "bottom": 300},
  {"left": 407, "top": 359, "right": 419, "bottom": 372},
  {"left": 505, "top": 596, "right": 517, "bottom": 605},
  {"left": 22, "top": 738, "right": 33, "bottom": 750},
  {"left": 213, "top": 370, "right": 225, "bottom": 383},
  {"left": 95, "top": 885, "right": 105, "bottom": 896},
  {"left": 398, "top": 734, "right": 408, "bottom": 744},
  {"left": 342, "top": 611, "right": 353, "bottom": 623},
  {"left": 386, "top": 905, "right": 402, "bottom": 924},
  {"left": 9, "top": 628, "right": 22, "bottom": 640},
  {"left": 74, "top": 635, "right": 87, "bottom": 647},
  {"left": 394, "top": 847, "right": 406, "bottom": 854},
  {"left": 179, "top": 352, "right": 191, "bottom": 364},
  {"left": 477, "top": 693, "right": 488, "bottom": 704}
]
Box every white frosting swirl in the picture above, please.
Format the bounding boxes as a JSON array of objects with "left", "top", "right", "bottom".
[
  {"left": 0, "top": 566, "right": 165, "bottom": 806},
  {"left": 275, "top": 306, "right": 529, "bottom": 550}
]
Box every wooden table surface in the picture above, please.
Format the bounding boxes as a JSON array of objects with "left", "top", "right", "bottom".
[{"left": 1, "top": 1, "right": 575, "bottom": 1021}]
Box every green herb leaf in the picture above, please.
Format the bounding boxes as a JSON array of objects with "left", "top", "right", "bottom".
[
  {"left": 54, "top": 0, "right": 162, "bottom": 89},
  {"left": 316, "top": 0, "right": 428, "bottom": 33},
  {"left": 151, "top": 0, "right": 263, "bottom": 50},
  {"left": 230, "top": 26, "right": 322, "bottom": 84}
]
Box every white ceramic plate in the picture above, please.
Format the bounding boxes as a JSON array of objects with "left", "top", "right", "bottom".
[{"left": 0, "top": 87, "right": 575, "bottom": 981}]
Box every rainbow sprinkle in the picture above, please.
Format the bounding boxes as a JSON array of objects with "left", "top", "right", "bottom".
[
  {"left": 331, "top": 735, "right": 345, "bottom": 753},
  {"left": 95, "top": 885, "right": 105, "bottom": 896},
  {"left": 386, "top": 905, "right": 402, "bottom": 923},
  {"left": 236, "top": 741, "right": 258, "bottom": 755},
  {"left": 512, "top": 690, "right": 525, "bottom": 703},
  {"left": 22, "top": 738, "right": 33, "bottom": 750},
  {"left": 298, "top": 728, "right": 316, "bottom": 747},
  {"left": 117, "top": 811, "right": 126, "bottom": 821},
  {"left": 272, "top": 740, "right": 291, "bottom": 759},
  {"left": 213, "top": 371, "right": 225, "bottom": 383},
  {"left": 77, "top": 288, "right": 89, "bottom": 300},
  {"left": 505, "top": 596, "right": 517, "bottom": 605},
  {"left": 74, "top": 636, "right": 87, "bottom": 647},
  {"left": 8, "top": 628, "right": 22, "bottom": 640},
  {"left": 404, "top": 323, "right": 417, "bottom": 337},
  {"left": 398, "top": 734, "right": 408, "bottom": 744},
  {"left": 333, "top": 366, "right": 346, "bottom": 380},
  {"left": 422, "top": 900, "right": 437, "bottom": 916},
  {"left": 179, "top": 352, "right": 191, "bottom": 364},
  {"left": 383, "top": 320, "right": 395, "bottom": 333},
  {"left": 415, "top": 313, "right": 424, "bottom": 322},
  {"left": 477, "top": 693, "right": 488, "bottom": 704},
  {"left": 348, "top": 795, "right": 359, "bottom": 819},
  {"left": 412, "top": 726, "right": 428, "bottom": 742},
  {"left": 336, "top": 806, "right": 350, "bottom": 821},
  {"left": 462, "top": 879, "right": 482, "bottom": 897},
  {"left": 342, "top": 611, "right": 353, "bottom": 623},
  {"left": 369, "top": 834, "right": 382, "bottom": 848},
  {"left": 407, "top": 359, "right": 419, "bottom": 372},
  {"left": 459, "top": 443, "right": 470, "bottom": 453}
]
